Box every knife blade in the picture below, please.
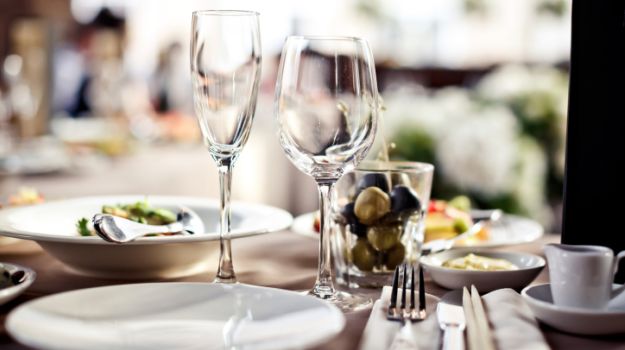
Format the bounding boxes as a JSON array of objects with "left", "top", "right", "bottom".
[{"left": 437, "top": 290, "right": 466, "bottom": 350}]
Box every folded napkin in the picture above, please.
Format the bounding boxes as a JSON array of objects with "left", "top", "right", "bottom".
[{"left": 359, "top": 287, "right": 549, "bottom": 350}]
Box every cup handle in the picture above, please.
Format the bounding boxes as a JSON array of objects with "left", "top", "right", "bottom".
[{"left": 614, "top": 251, "right": 625, "bottom": 276}]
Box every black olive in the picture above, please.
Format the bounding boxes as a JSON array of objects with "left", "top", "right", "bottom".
[
  {"left": 340, "top": 202, "right": 357, "bottom": 224},
  {"left": 390, "top": 185, "right": 421, "bottom": 215},
  {"left": 349, "top": 221, "right": 368, "bottom": 238},
  {"left": 356, "top": 173, "right": 390, "bottom": 194}
]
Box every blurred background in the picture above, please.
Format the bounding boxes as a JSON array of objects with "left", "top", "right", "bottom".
[{"left": 0, "top": 0, "right": 570, "bottom": 231}]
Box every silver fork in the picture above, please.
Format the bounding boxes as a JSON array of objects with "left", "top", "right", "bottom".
[{"left": 387, "top": 264, "right": 427, "bottom": 322}]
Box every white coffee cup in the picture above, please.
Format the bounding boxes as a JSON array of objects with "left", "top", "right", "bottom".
[{"left": 544, "top": 244, "right": 625, "bottom": 309}]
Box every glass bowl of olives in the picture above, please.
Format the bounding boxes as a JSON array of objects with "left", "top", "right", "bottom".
[{"left": 332, "top": 161, "right": 434, "bottom": 288}]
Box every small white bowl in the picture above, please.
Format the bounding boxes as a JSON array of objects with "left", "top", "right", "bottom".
[
  {"left": 0, "top": 262, "right": 36, "bottom": 306},
  {"left": 420, "top": 249, "right": 545, "bottom": 292},
  {"left": 522, "top": 283, "right": 625, "bottom": 335}
]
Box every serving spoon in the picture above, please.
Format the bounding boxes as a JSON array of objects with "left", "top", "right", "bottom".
[{"left": 92, "top": 208, "right": 205, "bottom": 244}]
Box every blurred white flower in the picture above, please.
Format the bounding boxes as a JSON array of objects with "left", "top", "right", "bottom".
[
  {"left": 513, "top": 137, "right": 549, "bottom": 222},
  {"left": 436, "top": 106, "right": 519, "bottom": 196}
]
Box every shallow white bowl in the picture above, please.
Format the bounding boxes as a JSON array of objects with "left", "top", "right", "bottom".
[
  {"left": 7, "top": 282, "right": 345, "bottom": 350},
  {"left": 420, "top": 249, "right": 545, "bottom": 292},
  {"left": 0, "top": 196, "right": 293, "bottom": 279},
  {"left": 0, "top": 262, "right": 36, "bottom": 305},
  {"left": 522, "top": 283, "right": 625, "bottom": 335}
]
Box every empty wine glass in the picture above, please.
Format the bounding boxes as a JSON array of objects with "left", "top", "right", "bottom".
[
  {"left": 191, "top": 10, "right": 261, "bottom": 283},
  {"left": 275, "top": 36, "right": 379, "bottom": 310}
]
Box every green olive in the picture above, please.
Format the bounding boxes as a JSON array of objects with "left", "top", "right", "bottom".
[
  {"left": 354, "top": 187, "right": 391, "bottom": 225},
  {"left": 367, "top": 224, "right": 402, "bottom": 252},
  {"left": 385, "top": 242, "right": 406, "bottom": 270},
  {"left": 351, "top": 239, "right": 377, "bottom": 271}
]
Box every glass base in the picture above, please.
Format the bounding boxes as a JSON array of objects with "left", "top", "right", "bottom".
[
  {"left": 305, "top": 290, "right": 372, "bottom": 312},
  {"left": 214, "top": 275, "right": 237, "bottom": 284}
]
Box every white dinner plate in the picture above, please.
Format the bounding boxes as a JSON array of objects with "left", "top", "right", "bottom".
[
  {"left": 7, "top": 282, "right": 345, "bottom": 350},
  {"left": 522, "top": 283, "right": 625, "bottom": 335},
  {"left": 291, "top": 212, "right": 543, "bottom": 248},
  {"left": 0, "top": 196, "right": 292, "bottom": 279}
]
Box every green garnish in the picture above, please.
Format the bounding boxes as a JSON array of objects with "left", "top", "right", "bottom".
[
  {"left": 76, "top": 217, "right": 92, "bottom": 236},
  {"left": 77, "top": 200, "right": 177, "bottom": 236}
]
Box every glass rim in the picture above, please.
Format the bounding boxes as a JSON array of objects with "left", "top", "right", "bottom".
[
  {"left": 286, "top": 35, "right": 368, "bottom": 43},
  {"left": 355, "top": 160, "right": 434, "bottom": 174},
  {"left": 192, "top": 10, "right": 260, "bottom": 17}
]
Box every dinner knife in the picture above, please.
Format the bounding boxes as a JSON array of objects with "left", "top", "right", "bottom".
[{"left": 437, "top": 290, "right": 466, "bottom": 350}]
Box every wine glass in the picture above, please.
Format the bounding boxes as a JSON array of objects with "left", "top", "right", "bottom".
[
  {"left": 275, "top": 36, "right": 379, "bottom": 310},
  {"left": 191, "top": 10, "right": 261, "bottom": 283}
]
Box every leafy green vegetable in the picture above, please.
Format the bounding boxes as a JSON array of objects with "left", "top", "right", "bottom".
[
  {"left": 76, "top": 217, "right": 92, "bottom": 236},
  {"left": 78, "top": 201, "right": 178, "bottom": 236}
]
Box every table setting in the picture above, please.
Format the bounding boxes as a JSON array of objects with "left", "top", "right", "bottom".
[{"left": 1, "top": 8, "right": 625, "bottom": 350}]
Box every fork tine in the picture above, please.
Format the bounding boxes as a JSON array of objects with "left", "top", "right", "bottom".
[
  {"left": 401, "top": 264, "right": 407, "bottom": 310},
  {"left": 410, "top": 265, "right": 415, "bottom": 310},
  {"left": 390, "top": 265, "right": 400, "bottom": 309}
]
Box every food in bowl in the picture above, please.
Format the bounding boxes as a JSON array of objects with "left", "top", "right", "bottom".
[
  {"left": 420, "top": 249, "right": 545, "bottom": 292},
  {"left": 2, "top": 188, "right": 44, "bottom": 208},
  {"left": 76, "top": 200, "right": 178, "bottom": 237},
  {"left": 424, "top": 196, "right": 489, "bottom": 243},
  {"left": 442, "top": 253, "right": 518, "bottom": 271}
]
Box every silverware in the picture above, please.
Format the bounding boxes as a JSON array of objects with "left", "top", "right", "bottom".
[
  {"left": 387, "top": 264, "right": 426, "bottom": 322},
  {"left": 92, "top": 208, "right": 204, "bottom": 244},
  {"left": 387, "top": 264, "right": 427, "bottom": 350},
  {"left": 470, "top": 285, "right": 496, "bottom": 350},
  {"left": 438, "top": 290, "right": 466, "bottom": 350}
]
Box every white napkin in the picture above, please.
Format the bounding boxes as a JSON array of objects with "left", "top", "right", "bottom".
[
  {"left": 359, "top": 286, "right": 440, "bottom": 350},
  {"left": 359, "top": 287, "right": 549, "bottom": 350},
  {"left": 481, "top": 288, "right": 550, "bottom": 350}
]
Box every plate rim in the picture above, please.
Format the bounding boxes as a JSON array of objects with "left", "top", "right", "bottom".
[
  {"left": 0, "top": 195, "right": 293, "bottom": 245},
  {"left": 6, "top": 282, "right": 345, "bottom": 350},
  {"left": 291, "top": 211, "right": 544, "bottom": 247}
]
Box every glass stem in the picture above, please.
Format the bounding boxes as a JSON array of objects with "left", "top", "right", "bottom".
[
  {"left": 215, "top": 163, "right": 236, "bottom": 283},
  {"left": 311, "top": 180, "right": 336, "bottom": 299}
]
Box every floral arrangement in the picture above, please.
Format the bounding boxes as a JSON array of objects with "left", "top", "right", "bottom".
[{"left": 383, "top": 65, "right": 569, "bottom": 227}]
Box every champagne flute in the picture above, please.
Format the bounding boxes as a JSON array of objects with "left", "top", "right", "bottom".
[
  {"left": 275, "top": 36, "right": 379, "bottom": 310},
  {"left": 191, "top": 10, "right": 261, "bottom": 283}
]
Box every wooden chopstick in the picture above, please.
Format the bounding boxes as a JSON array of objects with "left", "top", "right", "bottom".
[
  {"left": 470, "top": 285, "right": 496, "bottom": 350},
  {"left": 462, "top": 287, "right": 481, "bottom": 350}
]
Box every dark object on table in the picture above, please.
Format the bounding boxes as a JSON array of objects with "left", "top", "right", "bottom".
[{"left": 562, "top": 1, "right": 625, "bottom": 282}]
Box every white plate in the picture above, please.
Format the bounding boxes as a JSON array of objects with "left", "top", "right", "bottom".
[
  {"left": 7, "top": 282, "right": 345, "bottom": 350},
  {"left": 420, "top": 249, "right": 545, "bottom": 292},
  {"left": 0, "top": 196, "right": 292, "bottom": 279},
  {"left": 0, "top": 137, "right": 72, "bottom": 176},
  {"left": 291, "top": 212, "right": 543, "bottom": 248},
  {"left": 522, "top": 283, "right": 625, "bottom": 335},
  {"left": 0, "top": 262, "right": 36, "bottom": 306}
]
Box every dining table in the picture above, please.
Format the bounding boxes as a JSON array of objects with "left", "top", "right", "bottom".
[
  {"left": 1, "top": 231, "right": 625, "bottom": 350},
  {"left": 1, "top": 144, "right": 625, "bottom": 349}
]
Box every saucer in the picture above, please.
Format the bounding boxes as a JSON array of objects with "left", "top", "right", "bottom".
[{"left": 521, "top": 283, "right": 625, "bottom": 335}]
